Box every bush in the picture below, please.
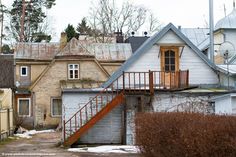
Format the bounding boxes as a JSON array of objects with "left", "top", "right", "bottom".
[{"left": 135, "top": 112, "right": 236, "bottom": 157}]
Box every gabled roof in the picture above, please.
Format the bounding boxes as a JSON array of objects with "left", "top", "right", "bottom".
[
  {"left": 102, "top": 23, "right": 217, "bottom": 88},
  {"left": 57, "top": 38, "right": 132, "bottom": 61}
]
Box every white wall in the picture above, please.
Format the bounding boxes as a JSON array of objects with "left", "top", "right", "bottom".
[
  {"left": 214, "top": 95, "right": 232, "bottom": 114},
  {"left": 62, "top": 92, "right": 123, "bottom": 144},
  {"left": 125, "top": 30, "right": 218, "bottom": 85}
]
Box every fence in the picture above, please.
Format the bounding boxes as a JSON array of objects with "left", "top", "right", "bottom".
[{"left": 0, "top": 108, "right": 14, "bottom": 141}]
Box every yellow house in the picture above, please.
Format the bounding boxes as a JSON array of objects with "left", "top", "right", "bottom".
[{"left": 14, "top": 38, "right": 132, "bottom": 129}]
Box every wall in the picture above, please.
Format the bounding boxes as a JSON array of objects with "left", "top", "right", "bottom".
[
  {"left": 32, "top": 59, "right": 109, "bottom": 127},
  {"left": 125, "top": 30, "right": 218, "bottom": 86},
  {"left": 62, "top": 92, "right": 123, "bottom": 144},
  {"left": 214, "top": 95, "right": 232, "bottom": 114},
  {"left": 219, "top": 73, "right": 236, "bottom": 88},
  {"left": 0, "top": 89, "right": 12, "bottom": 109}
]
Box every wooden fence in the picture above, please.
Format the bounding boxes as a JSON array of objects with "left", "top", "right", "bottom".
[{"left": 0, "top": 108, "right": 14, "bottom": 140}]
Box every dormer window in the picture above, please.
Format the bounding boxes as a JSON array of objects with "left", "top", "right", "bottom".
[
  {"left": 68, "top": 64, "right": 79, "bottom": 79},
  {"left": 20, "top": 66, "right": 28, "bottom": 76}
]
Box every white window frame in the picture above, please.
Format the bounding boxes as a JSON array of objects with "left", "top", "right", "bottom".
[
  {"left": 51, "top": 98, "right": 62, "bottom": 117},
  {"left": 68, "top": 64, "right": 79, "bottom": 79},
  {"left": 20, "top": 66, "right": 28, "bottom": 77},
  {"left": 17, "top": 98, "right": 31, "bottom": 117}
]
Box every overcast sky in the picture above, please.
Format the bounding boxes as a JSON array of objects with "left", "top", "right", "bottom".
[{"left": 4, "top": 0, "right": 236, "bottom": 42}]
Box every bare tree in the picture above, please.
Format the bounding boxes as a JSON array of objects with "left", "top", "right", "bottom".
[{"left": 88, "top": 0, "right": 161, "bottom": 42}]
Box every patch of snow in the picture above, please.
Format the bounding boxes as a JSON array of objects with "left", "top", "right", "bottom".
[
  {"left": 14, "top": 129, "right": 55, "bottom": 139},
  {"left": 68, "top": 145, "right": 140, "bottom": 154}
]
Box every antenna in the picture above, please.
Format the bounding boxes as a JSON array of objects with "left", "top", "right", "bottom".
[
  {"left": 234, "top": 0, "right": 236, "bottom": 9},
  {"left": 219, "top": 41, "right": 236, "bottom": 89}
]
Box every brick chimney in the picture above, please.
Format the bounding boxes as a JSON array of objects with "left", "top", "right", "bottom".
[
  {"left": 114, "top": 30, "right": 124, "bottom": 43},
  {"left": 60, "top": 32, "right": 67, "bottom": 50}
]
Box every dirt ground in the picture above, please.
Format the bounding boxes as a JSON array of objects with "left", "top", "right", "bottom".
[{"left": 0, "top": 132, "right": 140, "bottom": 157}]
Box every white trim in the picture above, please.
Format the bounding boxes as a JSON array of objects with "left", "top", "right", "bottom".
[
  {"left": 17, "top": 98, "right": 31, "bottom": 117},
  {"left": 51, "top": 97, "right": 62, "bottom": 117},
  {"left": 68, "top": 64, "right": 79, "bottom": 80},
  {"left": 20, "top": 66, "right": 28, "bottom": 77}
]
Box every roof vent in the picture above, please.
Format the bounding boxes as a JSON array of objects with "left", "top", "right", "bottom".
[
  {"left": 178, "top": 26, "right": 181, "bottom": 30},
  {"left": 144, "top": 31, "right": 148, "bottom": 36},
  {"left": 131, "top": 32, "right": 135, "bottom": 37}
]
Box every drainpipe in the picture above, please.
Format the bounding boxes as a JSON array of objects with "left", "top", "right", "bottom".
[{"left": 209, "top": 0, "right": 214, "bottom": 63}]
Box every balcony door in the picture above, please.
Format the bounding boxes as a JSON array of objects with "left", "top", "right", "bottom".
[{"left": 160, "top": 47, "right": 179, "bottom": 88}]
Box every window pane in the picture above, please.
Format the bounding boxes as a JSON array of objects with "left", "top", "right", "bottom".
[
  {"left": 171, "top": 65, "right": 175, "bottom": 71},
  {"left": 170, "top": 51, "right": 175, "bottom": 57},
  {"left": 70, "top": 70, "right": 73, "bottom": 78},
  {"left": 74, "top": 65, "right": 78, "bottom": 69},
  {"left": 165, "top": 65, "right": 169, "bottom": 71},
  {"left": 69, "top": 65, "right": 73, "bottom": 69},
  {"left": 19, "top": 100, "right": 29, "bottom": 116},
  {"left": 170, "top": 58, "right": 175, "bottom": 64},
  {"left": 74, "top": 70, "right": 78, "bottom": 78},
  {"left": 52, "top": 99, "right": 62, "bottom": 116},
  {"left": 21, "top": 67, "right": 27, "bottom": 75},
  {"left": 165, "top": 51, "right": 169, "bottom": 57},
  {"left": 165, "top": 58, "right": 169, "bottom": 65}
]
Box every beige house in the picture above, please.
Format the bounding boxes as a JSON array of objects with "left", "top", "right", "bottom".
[{"left": 14, "top": 38, "right": 132, "bottom": 128}]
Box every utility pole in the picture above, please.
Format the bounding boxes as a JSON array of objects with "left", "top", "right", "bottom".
[
  {"left": 0, "top": 0, "right": 3, "bottom": 54},
  {"left": 20, "top": 0, "right": 26, "bottom": 42},
  {"left": 209, "top": 0, "right": 214, "bottom": 63}
]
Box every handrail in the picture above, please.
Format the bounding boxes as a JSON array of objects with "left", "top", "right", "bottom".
[{"left": 64, "top": 70, "right": 189, "bottom": 142}]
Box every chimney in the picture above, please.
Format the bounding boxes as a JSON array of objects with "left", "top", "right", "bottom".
[
  {"left": 115, "top": 30, "right": 124, "bottom": 43},
  {"left": 178, "top": 26, "right": 181, "bottom": 30},
  {"left": 60, "top": 32, "right": 67, "bottom": 50}
]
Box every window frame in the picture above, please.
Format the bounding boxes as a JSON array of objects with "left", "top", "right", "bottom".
[
  {"left": 51, "top": 97, "right": 62, "bottom": 117},
  {"left": 68, "top": 64, "right": 79, "bottom": 80},
  {"left": 17, "top": 98, "right": 31, "bottom": 117},
  {"left": 20, "top": 66, "right": 28, "bottom": 77}
]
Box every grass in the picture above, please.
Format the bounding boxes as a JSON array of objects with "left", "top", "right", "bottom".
[{"left": 0, "top": 136, "right": 18, "bottom": 147}]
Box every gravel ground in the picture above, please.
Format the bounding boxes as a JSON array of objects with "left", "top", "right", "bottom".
[{"left": 0, "top": 132, "right": 140, "bottom": 157}]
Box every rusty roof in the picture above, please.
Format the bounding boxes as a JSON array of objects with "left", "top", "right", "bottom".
[
  {"left": 14, "top": 42, "right": 60, "bottom": 60},
  {"left": 14, "top": 38, "right": 132, "bottom": 61},
  {"left": 57, "top": 38, "right": 132, "bottom": 61}
]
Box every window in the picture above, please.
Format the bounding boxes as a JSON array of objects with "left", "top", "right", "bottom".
[
  {"left": 68, "top": 64, "right": 79, "bottom": 79},
  {"left": 18, "top": 98, "right": 30, "bottom": 117},
  {"left": 20, "top": 66, "right": 28, "bottom": 76},
  {"left": 51, "top": 98, "right": 62, "bottom": 117},
  {"left": 164, "top": 50, "right": 176, "bottom": 71}
]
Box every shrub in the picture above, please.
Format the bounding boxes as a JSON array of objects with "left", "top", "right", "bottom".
[{"left": 135, "top": 112, "right": 236, "bottom": 157}]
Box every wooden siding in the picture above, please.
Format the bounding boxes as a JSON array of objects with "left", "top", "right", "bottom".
[
  {"left": 157, "top": 30, "right": 185, "bottom": 44},
  {"left": 63, "top": 92, "right": 123, "bottom": 144},
  {"left": 124, "top": 30, "right": 218, "bottom": 86}
]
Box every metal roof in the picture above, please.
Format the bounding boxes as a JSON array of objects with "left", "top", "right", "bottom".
[
  {"left": 102, "top": 23, "right": 217, "bottom": 88},
  {"left": 181, "top": 28, "right": 209, "bottom": 48},
  {"left": 215, "top": 9, "right": 236, "bottom": 31},
  {"left": 125, "top": 36, "right": 149, "bottom": 53},
  {"left": 14, "top": 39, "right": 132, "bottom": 61},
  {"left": 217, "top": 64, "right": 236, "bottom": 75},
  {"left": 14, "top": 42, "right": 60, "bottom": 60}
]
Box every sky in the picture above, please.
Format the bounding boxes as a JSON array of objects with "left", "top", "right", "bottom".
[{"left": 4, "top": 0, "right": 236, "bottom": 42}]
